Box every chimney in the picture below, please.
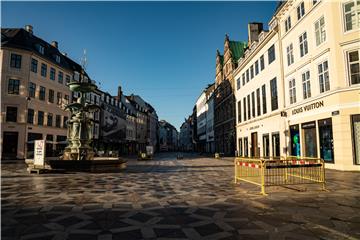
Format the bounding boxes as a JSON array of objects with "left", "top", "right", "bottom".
[
  {"left": 25, "top": 25, "right": 33, "bottom": 34},
  {"left": 62, "top": 52, "right": 67, "bottom": 57},
  {"left": 247, "top": 22, "right": 263, "bottom": 46},
  {"left": 51, "top": 41, "right": 58, "bottom": 49},
  {"left": 117, "top": 86, "right": 123, "bottom": 99}
]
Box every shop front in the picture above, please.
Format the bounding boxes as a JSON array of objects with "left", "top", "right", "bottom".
[{"left": 286, "top": 93, "right": 360, "bottom": 171}]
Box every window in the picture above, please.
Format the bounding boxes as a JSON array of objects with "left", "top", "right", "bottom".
[
  {"left": 47, "top": 113, "right": 53, "bottom": 127},
  {"left": 318, "top": 60, "right": 330, "bottom": 92},
  {"left": 38, "top": 111, "right": 44, "bottom": 126},
  {"left": 256, "top": 88, "right": 261, "bottom": 116},
  {"left": 270, "top": 78, "right": 278, "bottom": 111},
  {"left": 29, "top": 82, "right": 36, "bottom": 98},
  {"left": 56, "top": 115, "right": 61, "bottom": 128},
  {"left": 255, "top": 60, "right": 259, "bottom": 75},
  {"left": 38, "top": 45, "right": 44, "bottom": 54},
  {"left": 286, "top": 43, "right": 294, "bottom": 66},
  {"left": 260, "top": 55, "right": 265, "bottom": 70},
  {"left": 250, "top": 66, "right": 254, "bottom": 79},
  {"left": 10, "top": 53, "right": 21, "bottom": 68},
  {"left": 343, "top": 0, "right": 360, "bottom": 31},
  {"left": 31, "top": 58, "right": 38, "bottom": 73},
  {"left": 352, "top": 114, "right": 360, "bottom": 164},
  {"left": 238, "top": 138, "right": 243, "bottom": 157},
  {"left": 262, "top": 84, "right": 267, "bottom": 114},
  {"left": 285, "top": 16, "right": 292, "bottom": 32},
  {"left": 299, "top": 32, "right": 308, "bottom": 57},
  {"left": 246, "top": 69, "right": 250, "bottom": 82},
  {"left": 55, "top": 55, "right": 60, "bottom": 63},
  {"left": 243, "top": 97, "right": 247, "bottom": 121},
  {"left": 27, "top": 109, "right": 34, "bottom": 124},
  {"left": 247, "top": 94, "right": 251, "bottom": 120},
  {"left": 50, "top": 67, "right": 56, "bottom": 80},
  {"left": 315, "top": 16, "right": 326, "bottom": 46},
  {"left": 268, "top": 45, "right": 276, "bottom": 64},
  {"left": 236, "top": 77, "right": 241, "bottom": 90},
  {"left": 57, "top": 92, "right": 62, "bottom": 105},
  {"left": 8, "top": 79, "right": 20, "bottom": 95},
  {"left": 66, "top": 75, "right": 71, "bottom": 84},
  {"left": 64, "top": 94, "right": 69, "bottom": 104},
  {"left": 302, "top": 71, "right": 311, "bottom": 99},
  {"left": 237, "top": 100, "right": 241, "bottom": 123},
  {"left": 6, "top": 106, "right": 17, "bottom": 122},
  {"left": 348, "top": 50, "right": 360, "bottom": 85},
  {"left": 41, "top": 63, "right": 47, "bottom": 77},
  {"left": 39, "top": 86, "right": 46, "bottom": 101},
  {"left": 289, "top": 79, "right": 297, "bottom": 104},
  {"left": 313, "top": 0, "right": 320, "bottom": 5},
  {"left": 242, "top": 73, "right": 246, "bottom": 85},
  {"left": 297, "top": 2, "right": 305, "bottom": 20},
  {"left": 48, "top": 89, "right": 54, "bottom": 103},
  {"left": 63, "top": 116, "right": 68, "bottom": 128},
  {"left": 251, "top": 91, "right": 255, "bottom": 117},
  {"left": 58, "top": 71, "right": 63, "bottom": 84}
]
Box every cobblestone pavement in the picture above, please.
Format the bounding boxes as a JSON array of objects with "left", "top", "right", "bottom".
[{"left": 2, "top": 152, "right": 360, "bottom": 240}]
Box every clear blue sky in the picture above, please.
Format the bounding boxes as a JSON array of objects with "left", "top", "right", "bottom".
[{"left": 2, "top": 1, "right": 277, "bottom": 130}]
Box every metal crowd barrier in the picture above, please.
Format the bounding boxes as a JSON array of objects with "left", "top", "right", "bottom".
[{"left": 234, "top": 156, "right": 325, "bottom": 195}]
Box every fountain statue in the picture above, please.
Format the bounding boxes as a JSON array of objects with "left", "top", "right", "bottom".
[{"left": 61, "top": 69, "right": 100, "bottom": 161}]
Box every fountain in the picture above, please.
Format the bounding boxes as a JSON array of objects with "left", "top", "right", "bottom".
[{"left": 26, "top": 69, "right": 127, "bottom": 172}]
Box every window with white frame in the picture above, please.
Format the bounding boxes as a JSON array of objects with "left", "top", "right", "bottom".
[
  {"left": 318, "top": 60, "right": 330, "bottom": 93},
  {"left": 242, "top": 73, "right": 246, "bottom": 85},
  {"left": 285, "top": 16, "right": 292, "bottom": 32},
  {"left": 297, "top": 2, "right": 305, "bottom": 20},
  {"left": 302, "top": 71, "right": 311, "bottom": 99},
  {"left": 236, "top": 77, "right": 241, "bottom": 90},
  {"left": 255, "top": 60, "right": 259, "bottom": 75},
  {"left": 343, "top": 0, "right": 360, "bottom": 32},
  {"left": 299, "top": 32, "right": 308, "bottom": 57},
  {"left": 315, "top": 16, "right": 326, "bottom": 46},
  {"left": 347, "top": 50, "right": 360, "bottom": 85},
  {"left": 286, "top": 43, "right": 294, "bottom": 66},
  {"left": 289, "top": 78, "right": 296, "bottom": 104}
]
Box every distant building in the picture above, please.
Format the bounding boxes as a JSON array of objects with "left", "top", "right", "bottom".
[
  {"left": 159, "top": 120, "right": 178, "bottom": 151},
  {"left": 179, "top": 116, "right": 193, "bottom": 151}
]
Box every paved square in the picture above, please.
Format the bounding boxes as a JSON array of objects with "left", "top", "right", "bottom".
[{"left": 2, "top": 153, "right": 360, "bottom": 240}]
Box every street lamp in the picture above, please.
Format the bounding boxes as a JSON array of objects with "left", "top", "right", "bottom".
[{"left": 24, "top": 96, "right": 31, "bottom": 159}]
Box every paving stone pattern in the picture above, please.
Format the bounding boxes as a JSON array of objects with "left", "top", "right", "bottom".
[{"left": 2, "top": 153, "right": 360, "bottom": 240}]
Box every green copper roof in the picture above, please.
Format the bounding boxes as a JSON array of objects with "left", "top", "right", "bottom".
[{"left": 229, "top": 41, "right": 247, "bottom": 62}]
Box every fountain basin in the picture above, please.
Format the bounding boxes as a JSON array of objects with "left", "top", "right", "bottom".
[{"left": 67, "top": 81, "right": 97, "bottom": 93}]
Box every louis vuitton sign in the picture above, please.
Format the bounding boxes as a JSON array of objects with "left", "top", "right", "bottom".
[{"left": 292, "top": 100, "right": 324, "bottom": 115}]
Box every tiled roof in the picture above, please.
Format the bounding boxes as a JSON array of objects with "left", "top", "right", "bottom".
[{"left": 1, "top": 28, "right": 89, "bottom": 78}]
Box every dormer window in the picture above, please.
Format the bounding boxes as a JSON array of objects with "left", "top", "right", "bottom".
[
  {"left": 38, "top": 45, "right": 44, "bottom": 54},
  {"left": 55, "top": 55, "right": 60, "bottom": 63}
]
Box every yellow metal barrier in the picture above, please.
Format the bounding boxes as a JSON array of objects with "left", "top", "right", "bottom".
[{"left": 234, "top": 156, "right": 325, "bottom": 195}]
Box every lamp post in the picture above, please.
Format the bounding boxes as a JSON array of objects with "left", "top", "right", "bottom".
[{"left": 24, "top": 96, "right": 31, "bottom": 159}]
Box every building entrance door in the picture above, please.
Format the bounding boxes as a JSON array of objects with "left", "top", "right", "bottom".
[
  {"left": 318, "top": 118, "right": 334, "bottom": 162},
  {"left": 251, "top": 132, "right": 259, "bottom": 157},
  {"left": 2, "top": 131, "right": 18, "bottom": 159},
  {"left": 302, "top": 121, "right": 317, "bottom": 158}
]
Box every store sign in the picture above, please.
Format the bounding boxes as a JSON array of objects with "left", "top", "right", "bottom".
[
  {"left": 250, "top": 125, "right": 260, "bottom": 130},
  {"left": 292, "top": 100, "right": 324, "bottom": 115},
  {"left": 34, "top": 140, "right": 45, "bottom": 166}
]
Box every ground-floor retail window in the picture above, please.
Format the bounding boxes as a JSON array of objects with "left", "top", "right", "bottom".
[
  {"left": 244, "top": 137, "right": 248, "bottom": 157},
  {"left": 271, "top": 133, "right": 280, "bottom": 158},
  {"left": 262, "top": 134, "right": 270, "bottom": 158},
  {"left": 302, "top": 121, "right": 318, "bottom": 158},
  {"left": 352, "top": 114, "right": 360, "bottom": 165},
  {"left": 290, "top": 124, "right": 301, "bottom": 157},
  {"left": 238, "top": 138, "right": 243, "bottom": 157},
  {"left": 318, "top": 118, "right": 334, "bottom": 163}
]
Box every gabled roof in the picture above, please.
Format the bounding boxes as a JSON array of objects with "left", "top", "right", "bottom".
[
  {"left": 229, "top": 41, "right": 247, "bottom": 62},
  {"left": 1, "top": 28, "right": 89, "bottom": 78}
]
